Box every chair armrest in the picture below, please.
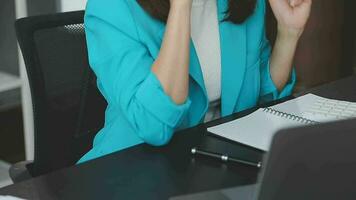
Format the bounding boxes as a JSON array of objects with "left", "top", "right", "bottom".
[{"left": 9, "top": 161, "right": 34, "bottom": 183}]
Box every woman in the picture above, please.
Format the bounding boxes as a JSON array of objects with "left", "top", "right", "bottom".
[{"left": 79, "top": 0, "right": 312, "bottom": 163}]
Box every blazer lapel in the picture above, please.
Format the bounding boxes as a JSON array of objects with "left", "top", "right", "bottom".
[
  {"left": 154, "top": 28, "right": 206, "bottom": 93},
  {"left": 151, "top": 0, "right": 247, "bottom": 119},
  {"left": 218, "top": 0, "right": 247, "bottom": 116},
  {"left": 188, "top": 39, "right": 209, "bottom": 122}
]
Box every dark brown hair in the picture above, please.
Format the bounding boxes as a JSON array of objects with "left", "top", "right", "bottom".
[{"left": 137, "top": 0, "right": 257, "bottom": 24}]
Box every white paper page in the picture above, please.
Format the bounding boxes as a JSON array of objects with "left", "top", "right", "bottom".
[
  {"left": 272, "top": 94, "right": 356, "bottom": 123},
  {"left": 208, "top": 94, "right": 356, "bottom": 151},
  {"left": 271, "top": 94, "right": 324, "bottom": 116},
  {"left": 208, "top": 109, "right": 303, "bottom": 151},
  {"left": 0, "top": 196, "right": 25, "bottom": 200}
]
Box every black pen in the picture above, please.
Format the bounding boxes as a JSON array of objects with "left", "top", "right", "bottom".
[{"left": 191, "top": 147, "right": 262, "bottom": 168}]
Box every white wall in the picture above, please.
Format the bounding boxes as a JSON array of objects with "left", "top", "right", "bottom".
[{"left": 60, "top": 0, "right": 87, "bottom": 12}]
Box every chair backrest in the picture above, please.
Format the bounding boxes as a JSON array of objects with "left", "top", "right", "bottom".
[{"left": 15, "top": 11, "right": 107, "bottom": 177}]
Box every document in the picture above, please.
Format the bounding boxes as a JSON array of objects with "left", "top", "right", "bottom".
[{"left": 208, "top": 94, "right": 356, "bottom": 151}]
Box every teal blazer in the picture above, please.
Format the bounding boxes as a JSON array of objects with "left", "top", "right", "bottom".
[{"left": 79, "top": 0, "right": 296, "bottom": 163}]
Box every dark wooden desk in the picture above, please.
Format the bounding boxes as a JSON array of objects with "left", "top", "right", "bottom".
[{"left": 1, "top": 76, "right": 356, "bottom": 200}]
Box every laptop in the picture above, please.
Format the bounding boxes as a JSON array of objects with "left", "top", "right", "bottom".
[{"left": 170, "top": 118, "right": 356, "bottom": 200}]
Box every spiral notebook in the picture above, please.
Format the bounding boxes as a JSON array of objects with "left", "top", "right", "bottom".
[{"left": 208, "top": 94, "right": 356, "bottom": 151}]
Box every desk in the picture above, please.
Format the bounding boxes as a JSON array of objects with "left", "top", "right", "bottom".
[{"left": 1, "top": 76, "right": 356, "bottom": 200}]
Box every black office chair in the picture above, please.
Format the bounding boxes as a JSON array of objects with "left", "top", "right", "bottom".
[{"left": 11, "top": 11, "right": 107, "bottom": 182}]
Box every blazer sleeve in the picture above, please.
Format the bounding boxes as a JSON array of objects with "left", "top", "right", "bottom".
[
  {"left": 258, "top": 0, "right": 296, "bottom": 103},
  {"left": 84, "top": 0, "right": 191, "bottom": 146}
]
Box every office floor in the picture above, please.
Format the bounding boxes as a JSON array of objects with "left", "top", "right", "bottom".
[
  {"left": 0, "top": 106, "right": 24, "bottom": 188},
  {"left": 0, "top": 160, "right": 11, "bottom": 188},
  {"left": 0, "top": 106, "right": 25, "bottom": 163}
]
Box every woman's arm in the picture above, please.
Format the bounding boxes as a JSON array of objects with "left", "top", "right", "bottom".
[
  {"left": 268, "top": 0, "right": 312, "bottom": 91},
  {"left": 269, "top": 28, "right": 300, "bottom": 91},
  {"left": 84, "top": 0, "right": 193, "bottom": 146},
  {"left": 152, "top": 0, "right": 192, "bottom": 105}
]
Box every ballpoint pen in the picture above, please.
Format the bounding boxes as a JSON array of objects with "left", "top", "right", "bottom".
[{"left": 191, "top": 147, "right": 262, "bottom": 168}]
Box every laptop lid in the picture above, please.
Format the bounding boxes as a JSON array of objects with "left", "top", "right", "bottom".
[{"left": 256, "top": 118, "right": 356, "bottom": 200}]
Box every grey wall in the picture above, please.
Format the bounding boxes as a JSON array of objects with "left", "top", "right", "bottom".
[
  {"left": 0, "top": 0, "right": 58, "bottom": 76},
  {"left": 0, "top": 0, "right": 20, "bottom": 110},
  {"left": 0, "top": 0, "right": 58, "bottom": 110},
  {"left": 0, "top": 0, "right": 19, "bottom": 75},
  {"left": 27, "top": 0, "right": 58, "bottom": 16}
]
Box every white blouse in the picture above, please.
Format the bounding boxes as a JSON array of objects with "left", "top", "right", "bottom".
[{"left": 191, "top": 0, "right": 221, "bottom": 122}]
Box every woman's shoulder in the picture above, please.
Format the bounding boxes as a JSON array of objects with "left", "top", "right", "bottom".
[
  {"left": 85, "top": 0, "right": 133, "bottom": 20},
  {"left": 85, "top": 0, "right": 140, "bottom": 35},
  {"left": 257, "top": 0, "right": 267, "bottom": 14},
  {"left": 243, "top": 0, "right": 267, "bottom": 25},
  {"left": 85, "top": 0, "right": 163, "bottom": 42}
]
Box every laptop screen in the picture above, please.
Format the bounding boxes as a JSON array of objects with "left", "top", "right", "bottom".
[{"left": 256, "top": 119, "right": 356, "bottom": 200}]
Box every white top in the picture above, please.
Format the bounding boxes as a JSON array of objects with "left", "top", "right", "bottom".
[{"left": 191, "top": 0, "right": 221, "bottom": 121}]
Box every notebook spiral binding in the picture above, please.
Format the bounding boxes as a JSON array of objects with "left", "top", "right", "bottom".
[{"left": 263, "top": 107, "right": 318, "bottom": 125}]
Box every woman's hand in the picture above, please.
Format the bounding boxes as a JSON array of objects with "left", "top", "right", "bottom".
[
  {"left": 269, "top": 0, "right": 312, "bottom": 38},
  {"left": 268, "top": 0, "right": 312, "bottom": 91}
]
